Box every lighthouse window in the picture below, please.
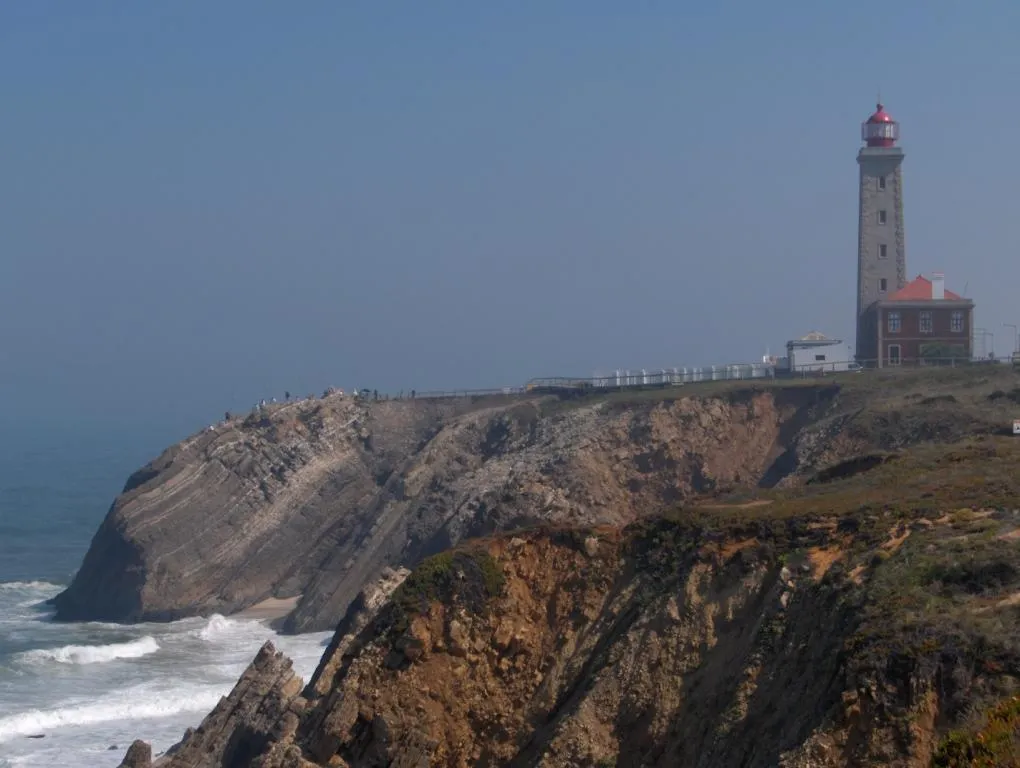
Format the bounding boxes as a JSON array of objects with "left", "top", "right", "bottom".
[
  {"left": 879, "top": 176, "right": 887, "bottom": 189},
  {"left": 880, "top": 278, "right": 888, "bottom": 291},
  {"left": 879, "top": 210, "right": 887, "bottom": 224},
  {"left": 880, "top": 244, "right": 888, "bottom": 259}
]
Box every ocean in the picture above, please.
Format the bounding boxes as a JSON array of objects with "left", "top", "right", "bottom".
[{"left": 0, "top": 426, "right": 331, "bottom": 767}]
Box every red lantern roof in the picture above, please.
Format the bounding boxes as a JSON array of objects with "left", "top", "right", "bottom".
[
  {"left": 867, "top": 103, "right": 894, "bottom": 124},
  {"left": 862, "top": 102, "right": 899, "bottom": 147}
]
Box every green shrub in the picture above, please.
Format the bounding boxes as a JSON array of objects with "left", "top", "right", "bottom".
[
  {"left": 933, "top": 696, "right": 1020, "bottom": 767},
  {"left": 388, "top": 549, "right": 505, "bottom": 635}
]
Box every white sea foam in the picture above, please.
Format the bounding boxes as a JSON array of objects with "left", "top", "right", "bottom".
[
  {"left": 0, "top": 581, "right": 61, "bottom": 593},
  {"left": 0, "top": 586, "right": 332, "bottom": 766},
  {"left": 15, "top": 598, "right": 56, "bottom": 610},
  {"left": 195, "top": 614, "right": 243, "bottom": 641},
  {"left": 18, "top": 637, "right": 160, "bottom": 666},
  {"left": 0, "top": 683, "right": 224, "bottom": 743}
]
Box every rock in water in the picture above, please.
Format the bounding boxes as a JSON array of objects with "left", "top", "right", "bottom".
[
  {"left": 127, "top": 641, "right": 303, "bottom": 768},
  {"left": 117, "top": 740, "right": 151, "bottom": 768}
]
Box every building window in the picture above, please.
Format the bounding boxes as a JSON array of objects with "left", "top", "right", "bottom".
[
  {"left": 888, "top": 344, "right": 901, "bottom": 365},
  {"left": 920, "top": 311, "right": 933, "bottom": 334},
  {"left": 879, "top": 244, "right": 888, "bottom": 259},
  {"left": 951, "top": 311, "right": 963, "bottom": 332},
  {"left": 887, "top": 311, "right": 901, "bottom": 333},
  {"left": 880, "top": 278, "right": 887, "bottom": 291},
  {"left": 879, "top": 210, "right": 887, "bottom": 224},
  {"left": 814, "top": 354, "right": 826, "bottom": 361},
  {"left": 879, "top": 176, "right": 887, "bottom": 189}
]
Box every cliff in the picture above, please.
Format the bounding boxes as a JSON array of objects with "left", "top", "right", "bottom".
[
  {"left": 50, "top": 385, "right": 794, "bottom": 630},
  {"left": 122, "top": 422, "right": 1020, "bottom": 766},
  {"left": 54, "top": 394, "right": 484, "bottom": 626},
  {"left": 56, "top": 369, "right": 1018, "bottom": 634}
]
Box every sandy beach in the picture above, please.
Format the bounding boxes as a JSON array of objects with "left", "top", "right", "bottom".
[{"left": 236, "top": 596, "right": 300, "bottom": 621}]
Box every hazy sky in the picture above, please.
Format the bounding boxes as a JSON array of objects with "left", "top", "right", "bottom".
[{"left": 3, "top": 2, "right": 1019, "bottom": 437}]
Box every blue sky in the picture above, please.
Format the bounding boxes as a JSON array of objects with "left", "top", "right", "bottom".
[{"left": 2, "top": 2, "right": 1019, "bottom": 437}]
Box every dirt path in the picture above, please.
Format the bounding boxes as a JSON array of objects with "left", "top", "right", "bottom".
[{"left": 697, "top": 499, "right": 774, "bottom": 510}]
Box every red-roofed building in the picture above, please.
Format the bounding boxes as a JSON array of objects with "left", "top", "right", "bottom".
[
  {"left": 886, "top": 275, "right": 963, "bottom": 302},
  {"left": 852, "top": 102, "right": 977, "bottom": 367},
  {"left": 857, "top": 273, "right": 974, "bottom": 367}
]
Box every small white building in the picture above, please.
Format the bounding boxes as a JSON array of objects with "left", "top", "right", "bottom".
[{"left": 787, "top": 332, "right": 853, "bottom": 373}]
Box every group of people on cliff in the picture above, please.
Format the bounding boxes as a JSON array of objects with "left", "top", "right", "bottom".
[{"left": 209, "top": 387, "right": 420, "bottom": 431}]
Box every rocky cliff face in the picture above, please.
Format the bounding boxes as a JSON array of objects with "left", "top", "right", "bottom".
[
  {"left": 123, "top": 486, "right": 1020, "bottom": 766},
  {"left": 113, "top": 367, "right": 1020, "bottom": 767},
  {"left": 54, "top": 384, "right": 848, "bottom": 632},
  {"left": 54, "top": 394, "right": 483, "bottom": 624}
]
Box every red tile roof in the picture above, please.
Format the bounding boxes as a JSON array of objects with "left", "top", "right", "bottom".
[{"left": 886, "top": 275, "right": 963, "bottom": 301}]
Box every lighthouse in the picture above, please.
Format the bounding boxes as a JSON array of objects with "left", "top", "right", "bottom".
[{"left": 856, "top": 103, "right": 907, "bottom": 361}]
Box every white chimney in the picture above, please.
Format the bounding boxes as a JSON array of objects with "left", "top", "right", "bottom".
[{"left": 932, "top": 272, "right": 945, "bottom": 300}]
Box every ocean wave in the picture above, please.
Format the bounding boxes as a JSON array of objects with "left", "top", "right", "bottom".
[
  {"left": 0, "top": 684, "right": 223, "bottom": 744},
  {"left": 15, "top": 598, "right": 57, "bottom": 610},
  {"left": 196, "top": 614, "right": 246, "bottom": 641},
  {"left": 0, "top": 581, "right": 62, "bottom": 593},
  {"left": 18, "top": 637, "right": 160, "bottom": 666}
]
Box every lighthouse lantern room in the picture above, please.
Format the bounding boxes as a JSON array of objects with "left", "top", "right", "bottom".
[{"left": 862, "top": 103, "right": 899, "bottom": 147}]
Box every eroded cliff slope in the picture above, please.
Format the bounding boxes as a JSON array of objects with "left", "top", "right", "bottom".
[
  {"left": 52, "top": 384, "right": 818, "bottom": 631},
  {"left": 53, "top": 395, "right": 483, "bottom": 624},
  {"left": 123, "top": 428, "right": 1020, "bottom": 767},
  {"left": 58, "top": 367, "right": 1018, "bottom": 635}
]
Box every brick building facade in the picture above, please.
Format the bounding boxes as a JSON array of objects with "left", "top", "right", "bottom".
[{"left": 857, "top": 274, "right": 974, "bottom": 367}]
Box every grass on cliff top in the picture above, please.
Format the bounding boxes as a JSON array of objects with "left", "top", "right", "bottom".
[
  {"left": 649, "top": 430, "right": 1020, "bottom": 731},
  {"left": 674, "top": 436, "right": 1020, "bottom": 600},
  {"left": 539, "top": 363, "right": 1019, "bottom": 415},
  {"left": 623, "top": 434, "right": 1020, "bottom": 750},
  {"left": 677, "top": 436, "right": 1020, "bottom": 528}
]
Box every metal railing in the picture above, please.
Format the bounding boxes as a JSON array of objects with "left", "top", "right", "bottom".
[
  {"left": 412, "top": 387, "right": 524, "bottom": 400},
  {"left": 521, "top": 356, "right": 1014, "bottom": 394},
  {"left": 527, "top": 363, "right": 777, "bottom": 392},
  {"left": 244, "top": 356, "right": 1012, "bottom": 415}
]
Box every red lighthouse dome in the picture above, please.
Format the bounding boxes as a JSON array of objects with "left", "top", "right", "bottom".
[{"left": 862, "top": 102, "right": 899, "bottom": 148}]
